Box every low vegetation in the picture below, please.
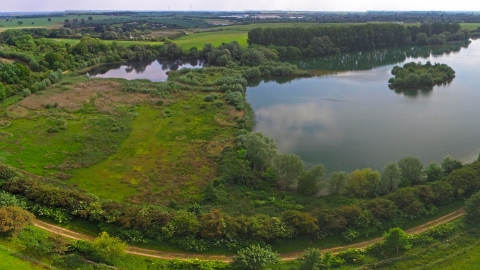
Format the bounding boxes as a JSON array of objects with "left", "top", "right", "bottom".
[{"left": 388, "top": 61, "right": 455, "bottom": 88}]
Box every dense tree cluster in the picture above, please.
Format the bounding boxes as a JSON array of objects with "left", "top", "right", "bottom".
[
  {"left": 248, "top": 23, "right": 469, "bottom": 58},
  {"left": 388, "top": 61, "right": 455, "bottom": 88}
]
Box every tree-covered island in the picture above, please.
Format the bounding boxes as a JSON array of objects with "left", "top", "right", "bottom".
[{"left": 388, "top": 61, "right": 455, "bottom": 88}]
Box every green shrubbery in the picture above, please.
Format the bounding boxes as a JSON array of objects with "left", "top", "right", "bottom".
[{"left": 389, "top": 61, "right": 455, "bottom": 88}]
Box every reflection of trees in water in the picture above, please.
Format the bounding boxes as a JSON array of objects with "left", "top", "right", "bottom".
[
  {"left": 249, "top": 41, "right": 469, "bottom": 86},
  {"left": 389, "top": 78, "right": 453, "bottom": 97},
  {"left": 291, "top": 41, "right": 469, "bottom": 72},
  {"left": 87, "top": 59, "right": 206, "bottom": 76}
]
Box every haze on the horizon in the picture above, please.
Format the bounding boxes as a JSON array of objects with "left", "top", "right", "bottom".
[{"left": 4, "top": 0, "right": 480, "bottom": 12}]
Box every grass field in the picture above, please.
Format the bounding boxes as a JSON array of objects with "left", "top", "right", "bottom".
[
  {"left": 0, "top": 15, "right": 130, "bottom": 31},
  {"left": 460, "top": 23, "right": 480, "bottom": 31},
  {"left": 51, "top": 38, "right": 163, "bottom": 46},
  {"left": 175, "top": 30, "right": 249, "bottom": 48},
  {"left": 0, "top": 247, "right": 44, "bottom": 270},
  {"left": 0, "top": 74, "right": 239, "bottom": 204}
]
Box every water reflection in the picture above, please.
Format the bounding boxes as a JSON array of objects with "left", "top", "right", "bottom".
[
  {"left": 289, "top": 41, "right": 469, "bottom": 71},
  {"left": 88, "top": 59, "right": 205, "bottom": 82},
  {"left": 247, "top": 39, "right": 480, "bottom": 172}
]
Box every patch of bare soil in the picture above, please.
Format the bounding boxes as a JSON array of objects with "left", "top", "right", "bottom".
[{"left": 17, "top": 80, "right": 158, "bottom": 112}]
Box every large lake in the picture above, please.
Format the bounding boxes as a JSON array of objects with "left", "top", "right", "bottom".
[
  {"left": 87, "top": 40, "right": 480, "bottom": 173},
  {"left": 247, "top": 40, "right": 480, "bottom": 172}
]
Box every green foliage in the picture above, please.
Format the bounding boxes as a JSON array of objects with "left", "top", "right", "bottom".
[
  {"left": 464, "top": 190, "right": 480, "bottom": 223},
  {"left": 441, "top": 155, "right": 463, "bottom": 174},
  {"left": 297, "top": 164, "right": 326, "bottom": 196},
  {"left": 381, "top": 163, "right": 401, "bottom": 193},
  {"left": 224, "top": 90, "right": 244, "bottom": 111},
  {"left": 231, "top": 244, "right": 279, "bottom": 270},
  {"left": 383, "top": 227, "right": 412, "bottom": 254},
  {"left": 328, "top": 171, "right": 348, "bottom": 195},
  {"left": 244, "top": 132, "right": 278, "bottom": 172},
  {"left": 0, "top": 82, "right": 6, "bottom": 100},
  {"left": 346, "top": 168, "right": 381, "bottom": 198},
  {"left": 297, "top": 248, "right": 324, "bottom": 270},
  {"left": 92, "top": 232, "right": 127, "bottom": 263},
  {"left": 398, "top": 156, "right": 424, "bottom": 186},
  {"left": 389, "top": 62, "right": 455, "bottom": 88},
  {"left": 0, "top": 206, "right": 34, "bottom": 236},
  {"left": 271, "top": 154, "right": 305, "bottom": 191},
  {"left": 425, "top": 163, "right": 444, "bottom": 182}
]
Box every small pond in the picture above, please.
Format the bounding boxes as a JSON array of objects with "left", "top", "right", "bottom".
[{"left": 87, "top": 59, "right": 205, "bottom": 82}]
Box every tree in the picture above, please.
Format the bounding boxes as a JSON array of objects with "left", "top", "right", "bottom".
[
  {"left": 231, "top": 244, "right": 279, "bottom": 270},
  {"left": 17, "top": 21, "right": 23, "bottom": 26},
  {"left": 298, "top": 248, "right": 324, "bottom": 270},
  {"left": 464, "top": 191, "right": 480, "bottom": 223},
  {"left": 244, "top": 133, "right": 278, "bottom": 172},
  {"left": 308, "top": 36, "right": 338, "bottom": 56},
  {"left": 298, "top": 164, "right": 326, "bottom": 196},
  {"left": 441, "top": 155, "right": 463, "bottom": 174},
  {"left": 380, "top": 163, "right": 401, "bottom": 193},
  {"left": 31, "top": 22, "right": 34, "bottom": 25},
  {"left": 416, "top": 33, "right": 428, "bottom": 45},
  {"left": 425, "top": 163, "right": 444, "bottom": 182},
  {"left": 48, "top": 18, "right": 51, "bottom": 22},
  {"left": 91, "top": 232, "right": 127, "bottom": 263},
  {"left": 271, "top": 154, "right": 305, "bottom": 190},
  {"left": 88, "top": 16, "right": 93, "bottom": 21},
  {"left": 0, "top": 82, "right": 6, "bottom": 101},
  {"left": 346, "top": 168, "right": 381, "bottom": 198},
  {"left": 328, "top": 171, "right": 348, "bottom": 195},
  {"left": 0, "top": 206, "right": 34, "bottom": 236},
  {"left": 398, "top": 156, "right": 424, "bottom": 186},
  {"left": 383, "top": 227, "right": 411, "bottom": 253}
]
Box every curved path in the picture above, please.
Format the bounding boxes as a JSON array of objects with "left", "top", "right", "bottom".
[{"left": 33, "top": 208, "right": 465, "bottom": 262}]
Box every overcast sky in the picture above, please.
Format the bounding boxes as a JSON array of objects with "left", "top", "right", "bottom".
[{"left": 3, "top": 0, "right": 480, "bottom": 12}]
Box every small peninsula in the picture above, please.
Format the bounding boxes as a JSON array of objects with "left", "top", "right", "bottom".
[{"left": 388, "top": 61, "right": 455, "bottom": 88}]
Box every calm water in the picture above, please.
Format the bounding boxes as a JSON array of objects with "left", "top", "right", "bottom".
[
  {"left": 246, "top": 40, "right": 480, "bottom": 172},
  {"left": 88, "top": 59, "right": 205, "bottom": 82}
]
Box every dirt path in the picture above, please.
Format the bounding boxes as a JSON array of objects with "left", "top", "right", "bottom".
[{"left": 33, "top": 208, "right": 465, "bottom": 262}]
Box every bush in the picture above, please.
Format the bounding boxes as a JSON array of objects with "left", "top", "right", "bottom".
[{"left": 231, "top": 245, "right": 279, "bottom": 270}]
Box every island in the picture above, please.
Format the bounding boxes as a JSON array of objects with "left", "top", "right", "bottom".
[{"left": 388, "top": 61, "right": 455, "bottom": 88}]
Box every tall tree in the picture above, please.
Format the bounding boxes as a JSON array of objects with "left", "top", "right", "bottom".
[
  {"left": 297, "top": 164, "right": 325, "bottom": 196},
  {"left": 244, "top": 133, "right": 278, "bottom": 172},
  {"left": 441, "top": 155, "right": 463, "bottom": 174},
  {"left": 0, "top": 82, "right": 6, "bottom": 100},
  {"left": 381, "top": 163, "right": 401, "bottom": 193},
  {"left": 464, "top": 191, "right": 480, "bottom": 223},
  {"left": 346, "top": 168, "right": 381, "bottom": 198},
  {"left": 425, "top": 163, "right": 444, "bottom": 182},
  {"left": 271, "top": 154, "right": 305, "bottom": 191},
  {"left": 398, "top": 156, "right": 424, "bottom": 186},
  {"left": 328, "top": 171, "right": 348, "bottom": 195}
]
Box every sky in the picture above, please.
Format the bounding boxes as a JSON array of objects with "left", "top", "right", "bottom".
[{"left": 3, "top": 0, "right": 480, "bottom": 12}]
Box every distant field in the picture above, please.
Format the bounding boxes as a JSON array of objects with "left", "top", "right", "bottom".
[
  {"left": 51, "top": 38, "right": 163, "bottom": 46},
  {"left": 0, "top": 15, "right": 129, "bottom": 31},
  {"left": 460, "top": 23, "right": 480, "bottom": 31},
  {"left": 174, "top": 30, "right": 248, "bottom": 48}
]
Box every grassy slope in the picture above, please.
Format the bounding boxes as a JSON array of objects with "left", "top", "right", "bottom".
[
  {"left": 0, "top": 247, "right": 44, "bottom": 270},
  {"left": 51, "top": 38, "right": 163, "bottom": 46},
  {"left": 0, "top": 75, "right": 238, "bottom": 204},
  {"left": 175, "top": 30, "right": 249, "bottom": 48},
  {"left": 460, "top": 23, "right": 480, "bottom": 31}
]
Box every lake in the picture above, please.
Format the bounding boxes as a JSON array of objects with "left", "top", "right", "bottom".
[
  {"left": 247, "top": 40, "right": 480, "bottom": 172},
  {"left": 87, "top": 59, "right": 205, "bottom": 82},
  {"left": 87, "top": 41, "right": 480, "bottom": 173}
]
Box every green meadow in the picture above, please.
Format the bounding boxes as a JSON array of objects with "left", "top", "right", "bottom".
[{"left": 0, "top": 74, "right": 239, "bottom": 204}]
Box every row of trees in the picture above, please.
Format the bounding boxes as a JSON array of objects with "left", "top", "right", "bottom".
[
  {"left": 1, "top": 146, "right": 478, "bottom": 250},
  {"left": 247, "top": 23, "right": 470, "bottom": 57}
]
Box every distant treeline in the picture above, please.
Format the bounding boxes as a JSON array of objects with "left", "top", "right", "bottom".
[{"left": 248, "top": 23, "right": 469, "bottom": 57}]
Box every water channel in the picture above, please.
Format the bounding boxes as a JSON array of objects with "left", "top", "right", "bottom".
[{"left": 88, "top": 40, "right": 480, "bottom": 173}]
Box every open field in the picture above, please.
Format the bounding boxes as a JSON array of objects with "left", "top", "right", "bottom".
[
  {"left": 175, "top": 30, "right": 248, "bottom": 48},
  {"left": 460, "top": 23, "right": 480, "bottom": 31},
  {"left": 51, "top": 38, "right": 163, "bottom": 46},
  {"left": 0, "top": 14, "right": 130, "bottom": 31},
  {"left": 0, "top": 75, "right": 239, "bottom": 204}
]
